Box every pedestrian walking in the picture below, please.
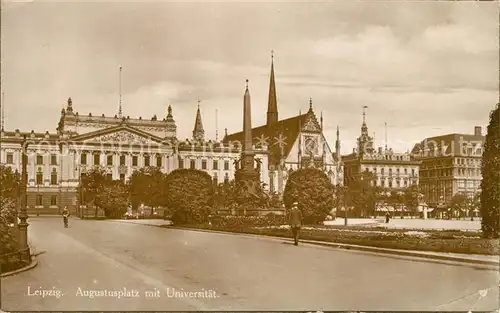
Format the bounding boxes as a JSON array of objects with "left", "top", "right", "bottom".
[
  {"left": 385, "top": 212, "right": 390, "bottom": 223},
  {"left": 288, "top": 201, "right": 303, "bottom": 246}
]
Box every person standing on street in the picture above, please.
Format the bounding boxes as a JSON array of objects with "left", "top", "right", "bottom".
[
  {"left": 289, "top": 201, "right": 303, "bottom": 246},
  {"left": 62, "top": 206, "right": 70, "bottom": 228}
]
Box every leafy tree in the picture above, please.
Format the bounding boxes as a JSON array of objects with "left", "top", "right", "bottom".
[
  {"left": 403, "top": 185, "right": 421, "bottom": 218},
  {"left": 450, "top": 193, "right": 468, "bottom": 219},
  {"left": 129, "top": 167, "right": 166, "bottom": 213},
  {"left": 480, "top": 103, "right": 500, "bottom": 238},
  {"left": 283, "top": 168, "right": 334, "bottom": 224},
  {"left": 164, "top": 169, "right": 214, "bottom": 224},
  {"left": 78, "top": 167, "right": 107, "bottom": 217},
  {"left": 0, "top": 165, "right": 21, "bottom": 221},
  {"left": 468, "top": 192, "right": 481, "bottom": 218},
  {"left": 99, "top": 180, "right": 130, "bottom": 219},
  {"left": 0, "top": 165, "right": 21, "bottom": 254},
  {"left": 346, "top": 172, "right": 378, "bottom": 217}
]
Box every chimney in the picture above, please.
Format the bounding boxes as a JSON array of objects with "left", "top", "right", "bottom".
[{"left": 474, "top": 126, "right": 482, "bottom": 136}]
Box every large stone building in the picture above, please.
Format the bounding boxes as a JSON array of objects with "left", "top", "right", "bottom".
[
  {"left": 343, "top": 110, "right": 420, "bottom": 189},
  {"left": 0, "top": 56, "right": 342, "bottom": 215},
  {"left": 411, "top": 126, "right": 485, "bottom": 211}
]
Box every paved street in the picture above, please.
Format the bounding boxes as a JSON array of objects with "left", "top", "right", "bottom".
[{"left": 1, "top": 217, "right": 498, "bottom": 311}]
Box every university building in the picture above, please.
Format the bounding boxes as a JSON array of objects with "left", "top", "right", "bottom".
[
  {"left": 411, "top": 126, "right": 485, "bottom": 211},
  {"left": 342, "top": 110, "right": 420, "bottom": 189},
  {"left": 0, "top": 56, "right": 342, "bottom": 215}
]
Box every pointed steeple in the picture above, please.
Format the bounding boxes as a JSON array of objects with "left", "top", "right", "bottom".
[
  {"left": 266, "top": 50, "right": 278, "bottom": 126},
  {"left": 192, "top": 99, "right": 205, "bottom": 141},
  {"left": 336, "top": 125, "right": 341, "bottom": 160}
]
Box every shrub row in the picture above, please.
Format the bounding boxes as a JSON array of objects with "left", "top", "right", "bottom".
[{"left": 209, "top": 214, "right": 287, "bottom": 228}]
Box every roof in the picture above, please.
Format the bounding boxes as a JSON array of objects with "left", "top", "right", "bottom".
[
  {"left": 411, "top": 133, "right": 485, "bottom": 158},
  {"left": 224, "top": 113, "right": 309, "bottom": 164}
]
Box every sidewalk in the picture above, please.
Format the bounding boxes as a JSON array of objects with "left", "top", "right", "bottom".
[{"left": 110, "top": 219, "right": 498, "bottom": 268}]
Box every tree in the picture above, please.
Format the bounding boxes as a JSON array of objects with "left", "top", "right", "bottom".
[
  {"left": 78, "top": 167, "right": 107, "bottom": 217},
  {"left": 480, "top": 103, "right": 500, "bottom": 238},
  {"left": 0, "top": 165, "right": 21, "bottom": 223},
  {"left": 164, "top": 169, "right": 214, "bottom": 224},
  {"left": 403, "top": 185, "right": 420, "bottom": 218},
  {"left": 346, "top": 172, "right": 378, "bottom": 217},
  {"left": 0, "top": 165, "right": 21, "bottom": 255},
  {"left": 214, "top": 180, "right": 272, "bottom": 215},
  {"left": 99, "top": 180, "right": 130, "bottom": 219},
  {"left": 129, "top": 167, "right": 166, "bottom": 213},
  {"left": 450, "top": 193, "right": 468, "bottom": 219},
  {"left": 283, "top": 168, "right": 334, "bottom": 224}
]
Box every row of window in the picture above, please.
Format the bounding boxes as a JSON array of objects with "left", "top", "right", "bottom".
[
  {"left": 420, "top": 168, "right": 480, "bottom": 178},
  {"left": 79, "top": 153, "right": 240, "bottom": 171},
  {"left": 35, "top": 168, "right": 58, "bottom": 185},
  {"left": 80, "top": 153, "right": 162, "bottom": 167},
  {"left": 378, "top": 179, "right": 416, "bottom": 188},
  {"left": 179, "top": 159, "right": 241, "bottom": 171},
  {"left": 35, "top": 195, "right": 58, "bottom": 206},
  {"left": 4, "top": 153, "right": 58, "bottom": 165},
  {"left": 364, "top": 167, "right": 416, "bottom": 176}
]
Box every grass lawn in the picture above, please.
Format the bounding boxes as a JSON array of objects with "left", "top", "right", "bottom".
[{"left": 168, "top": 224, "right": 499, "bottom": 256}]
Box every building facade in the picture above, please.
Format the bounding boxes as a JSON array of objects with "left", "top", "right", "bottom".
[
  {"left": 343, "top": 111, "right": 420, "bottom": 189},
  {"left": 0, "top": 56, "right": 342, "bottom": 214},
  {"left": 411, "top": 126, "right": 484, "bottom": 209},
  {"left": 0, "top": 97, "right": 268, "bottom": 215}
]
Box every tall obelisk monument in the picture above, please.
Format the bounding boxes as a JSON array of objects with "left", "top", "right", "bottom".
[{"left": 235, "top": 79, "right": 260, "bottom": 184}]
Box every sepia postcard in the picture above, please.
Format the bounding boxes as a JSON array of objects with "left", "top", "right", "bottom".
[{"left": 0, "top": 0, "right": 499, "bottom": 312}]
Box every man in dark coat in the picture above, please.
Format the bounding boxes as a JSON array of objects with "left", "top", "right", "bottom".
[{"left": 289, "top": 202, "right": 303, "bottom": 246}]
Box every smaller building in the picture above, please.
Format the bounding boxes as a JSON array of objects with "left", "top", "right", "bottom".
[
  {"left": 411, "top": 126, "right": 484, "bottom": 210},
  {"left": 342, "top": 110, "right": 420, "bottom": 190}
]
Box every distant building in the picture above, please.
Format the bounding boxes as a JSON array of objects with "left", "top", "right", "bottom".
[
  {"left": 342, "top": 110, "right": 420, "bottom": 189},
  {"left": 411, "top": 126, "right": 485, "bottom": 209}
]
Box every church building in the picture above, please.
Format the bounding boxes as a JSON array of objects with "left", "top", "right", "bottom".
[{"left": 224, "top": 56, "right": 343, "bottom": 197}]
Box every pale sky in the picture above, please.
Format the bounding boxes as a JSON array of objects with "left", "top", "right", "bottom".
[{"left": 1, "top": 1, "right": 498, "bottom": 154}]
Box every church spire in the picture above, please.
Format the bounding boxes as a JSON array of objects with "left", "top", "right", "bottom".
[
  {"left": 192, "top": 98, "right": 205, "bottom": 141},
  {"left": 336, "top": 125, "right": 341, "bottom": 160},
  {"left": 266, "top": 50, "right": 278, "bottom": 126}
]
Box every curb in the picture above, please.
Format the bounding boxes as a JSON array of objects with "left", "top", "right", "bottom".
[
  {"left": 1, "top": 247, "right": 39, "bottom": 278},
  {"left": 166, "top": 226, "right": 499, "bottom": 268}
]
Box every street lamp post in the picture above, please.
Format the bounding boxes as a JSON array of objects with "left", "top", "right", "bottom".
[
  {"left": 18, "top": 135, "right": 30, "bottom": 261},
  {"left": 344, "top": 184, "right": 348, "bottom": 226}
]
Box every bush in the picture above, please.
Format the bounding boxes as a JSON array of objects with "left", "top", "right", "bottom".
[
  {"left": 165, "top": 169, "right": 214, "bottom": 224},
  {"left": 283, "top": 168, "right": 335, "bottom": 224},
  {"left": 209, "top": 215, "right": 287, "bottom": 228},
  {"left": 481, "top": 103, "right": 500, "bottom": 239}
]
